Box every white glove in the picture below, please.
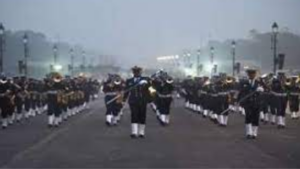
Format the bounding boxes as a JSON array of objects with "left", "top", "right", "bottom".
[
  {"left": 257, "top": 87, "right": 264, "bottom": 92},
  {"left": 139, "top": 80, "right": 148, "bottom": 85}
]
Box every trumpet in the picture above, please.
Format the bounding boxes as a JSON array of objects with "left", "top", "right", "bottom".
[
  {"left": 296, "top": 75, "right": 300, "bottom": 84},
  {"left": 152, "top": 69, "right": 174, "bottom": 84},
  {"left": 166, "top": 76, "right": 174, "bottom": 84},
  {"left": 225, "top": 76, "right": 234, "bottom": 84},
  {"left": 57, "top": 92, "right": 63, "bottom": 104},
  {"left": 116, "top": 92, "right": 124, "bottom": 104},
  {"left": 285, "top": 78, "right": 292, "bottom": 86},
  {"left": 114, "top": 77, "right": 122, "bottom": 85},
  {"left": 108, "top": 74, "right": 123, "bottom": 87},
  {"left": 61, "top": 94, "right": 68, "bottom": 105}
]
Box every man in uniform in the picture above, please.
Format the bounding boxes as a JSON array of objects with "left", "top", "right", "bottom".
[
  {"left": 201, "top": 77, "right": 211, "bottom": 118},
  {"left": 103, "top": 74, "right": 125, "bottom": 126},
  {"left": 45, "top": 72, "right": 65, "bottom": 127},
  {"left": 152, "top": 71, "right": 174, "bottom": 126},
  {"left": 217, "top": 76, "right": 233, "bottom": 127},
  {"left": 0, "top": 74, "right": 16, "bottom": 129},
  {"left": 182, "top": 76, "right": 193, "bottom": 109},
  {"left": 238, "top": 68, "right": 263, "bottom": 139},
  {"left": 124, "top": 66, "right": 151, "bottom": 138},
  {"left": 209, "top": 76, "right": 219, "bottom": 123},
  {"left": 287, "top": 76, "right": 300, "bottom": 119},
  {"left": 13, "top": 76, "right": 25, "bottom": 122},
  {"left": 270, "top": 73, "right": 288, "bottom": 128},
  {"left": 258, "top": 74, "right": 272, "bottom": 123}
]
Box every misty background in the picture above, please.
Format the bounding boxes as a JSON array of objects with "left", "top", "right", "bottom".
[{"left": 0, "top": 0, "right": 300, "bottom": 77}]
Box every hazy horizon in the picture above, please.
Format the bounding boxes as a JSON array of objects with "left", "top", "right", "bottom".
[{"left": 1, "top": 0, "right": 300, "bottom": 67}]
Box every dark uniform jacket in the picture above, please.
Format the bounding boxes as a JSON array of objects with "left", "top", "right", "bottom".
[
  {"left": 238, "top": 79, "right": 260, "bottom": 108},
  {"left": 124, "top": 76, "right": 151, "bottom": 104}
]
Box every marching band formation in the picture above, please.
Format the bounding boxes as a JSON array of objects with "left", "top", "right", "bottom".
[
  {"left": 102, "top": 66, "right": 300, "bottom": 139},
  {"left": 0, "top": 72, "right": 100, "bottom": 129},
  {"left": 1, "top": 66, "right": 300, "bottom": 140},
  {"left": 181, "top": 68, "right": 300, "bottom": 139},
  {"left": 102, "top": 66, "right": 174, "bottom": 138}
]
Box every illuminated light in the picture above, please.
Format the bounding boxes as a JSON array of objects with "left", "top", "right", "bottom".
[
  {"left": 148, "top": 86, "right": 156, "bottom": 94},
  {"left": 205, "top": 64, "right": 214, "bottom": 72},
  {"left": 53, "top": 64, "right": 63, "bottom": 71},
  {"left": 244, "top": 66, "right": 249, "bottom": 69},
  {"left": 23, "top": 34, "right": 28, "bottom": 44},
  {"left": 157, "top": 55, "right": 180, "bottom": 61},
  {"left": 204, "top": 80, "right": 211, "bottom": 85},
  {"left": 78, "top": 72, "right": 86, "bottom": 78},
  {"left": 184, "top": 68, "right": 196, "bottom": 77},
  {"left": 272, "top": 22, "right": 279, "bottom": 34}
]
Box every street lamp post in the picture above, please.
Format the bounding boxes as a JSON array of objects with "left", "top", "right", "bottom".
[
  {"left": 0, "top": 23, "right": 4, "bottom": 73},
  {"left": 197, "top": 49, "right": 201, "bottom": 76},
  {"left": 23, "top": 33, "right": 29, "bottom": 77},
  {"left": 272, "top": 22, "right": 279, "bottom": 74},
  {"left": 210, "top": 46, "right": 214, "bottom": 77},
  {"left": 53, "top": 44, "right": 58, "bottom": 65},
  {"left": 231, "top": 40, "right": 236, "bottom": 77},
  {"left": 82, "top": 50, "right": 86, "bottom": 72},
  {"left": 70, "top": 48, "right": 74, "bottom": 76},
  {"left": 187, "top": 51, "right": 191, "bottom": 68}
]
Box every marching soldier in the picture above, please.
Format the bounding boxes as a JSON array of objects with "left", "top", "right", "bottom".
[
  {"left": 288, "top": 76, "right": 300, "bottom": 119},
  {"left": 23, "top": 79, "right": 31, "bottom": 119},
  {"left": 66, "top": 78, "right": 76, "bottom": 117},
  {"left": 45, "top": 72, "right": 65, "bottom": 127},
  {"left": 152, "top": 71, "right": 174, "bottom": 125},
  {"left": 60, "top": 78, "right": 71, "bottom": 121},
  {"left": 238, "top": 68, "right": 263, "bottom": 139},
  {"left": 226, "top": 76, "right": 239, "bottom": 125},
  {"left": 201, "top": 77, "right": 211, "bottom": 118},
  {"left": 13, "top": 76, "right": 25, "bottom": 122},
  {"left": 0, "top": 74, "right": 17, "bottom": 129},
  {"left": 35, "top": 80, "right": 45, "bottom": 115},
  {"left": 258, "top": 74, "right": 272, "bottom": 123},
  {"left": 209, "top": 76, "right": 219, "bottom": 123},
  {"left": 103, "top": 74, "right": 125, "bottom": 126},
  {"left": 29, "top": 79, "right": 37, "bottom": 117},
  {"left": 77, "top": 74, "right": 88, "bottom": 112},
  {"left": 124, "top": 66, "right": 151, "bottom": 138},
  {"left": 270, "top": 73, "right": 288, "bottom": 128},
  {"left": 182, "top": 76, "right": 193, "bottom": 109},
  {"left": 194, "top": 77, "right": 204, "bottom": 114},
  {"left": 91, "top": 79, "right": 100, "bottom": 100},
  {"left": 217, "top": 76, "right": 233, "bottom": 127}
]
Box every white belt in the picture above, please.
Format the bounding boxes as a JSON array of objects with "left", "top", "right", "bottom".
[
  {"left": 158, "top": 93, "right": 172, "bottom": 98},
  {"left": 290, "top": 92, "right": 300, "bottom": 96},
  {"left": 105, "top": 92, "right": 118, "bottom": 96},
  {"left": 218, "top": 92, "right": 228, "bottom": 95},
  {"left": 200, "top": 91, "right": 207, "bottom": 94},
  {"left": 272, "top": 92, "right": 287, "bottom": 97},
  {"left": 47, "top": 91, "right": 58, "bottom": 94}
]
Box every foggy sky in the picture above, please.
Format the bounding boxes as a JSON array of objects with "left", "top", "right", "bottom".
[{"left": 0, "top": 0, "right": 300, "bottom": 67}]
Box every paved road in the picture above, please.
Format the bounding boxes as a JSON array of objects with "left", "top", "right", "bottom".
[{"left": 1, "top": 97, "right": 300, "bottom": 168}]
